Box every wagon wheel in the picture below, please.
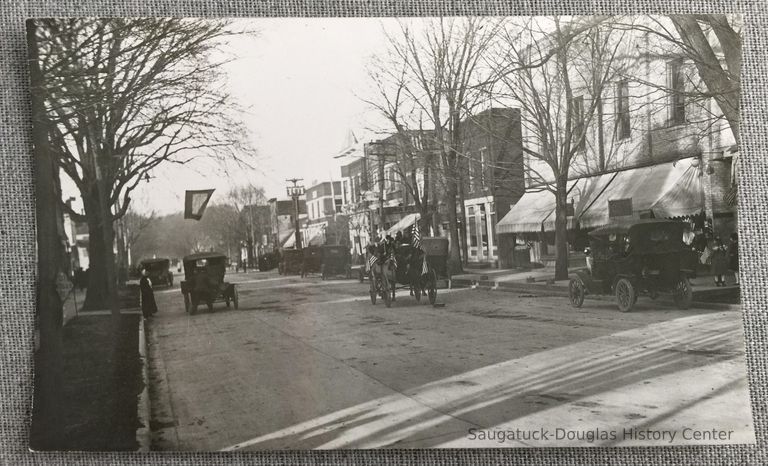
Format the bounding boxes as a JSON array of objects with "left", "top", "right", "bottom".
[
  {"left": 225, "top": 296, "right": 231, "bottom": 308},
  {"left": 568, "top": 278, "right": 585, "bottom": 308},
  {"left": 369, "top": 272, "right": 377, "bottom": 305},
  {"left": 183, "top": 292, "right": 190, "bottom": 314},
  {"left": 427, "top": 270, "right": 438, "bottom": 305},
  {"left": 233, "top": 286, "right": 239, "bottom": 310},
  {"left": 382, "top": 273, "right": 392, "bottom": 308},
  {"left": 673, "top": 275, "right": 693, "bottom": 310},
  {"left": 615, "top": 278, "right": 636, "bottom": 312}
]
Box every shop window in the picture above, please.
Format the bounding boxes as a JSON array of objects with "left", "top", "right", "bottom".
[{"left": 609, "top": 198, "right": 633, "bottom": 217}]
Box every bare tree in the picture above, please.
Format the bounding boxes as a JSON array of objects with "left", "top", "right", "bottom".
[
  {"left": 372, "top": 18, "right": 500, "bottom": 272},
  {"left": 489, "top": 17, "right": 628, "bottom": 280},
  {"left": 227, "top": 184, "right": 267, "bottom": 266},
  {"left": 31, "top": 18, "right": 256, "bottom": 309}
]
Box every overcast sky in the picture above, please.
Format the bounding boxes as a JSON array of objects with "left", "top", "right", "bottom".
[{"left": 125, "top": 17, "right": 403, "bottom": 216}]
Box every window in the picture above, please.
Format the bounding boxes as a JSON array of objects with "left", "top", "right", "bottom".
[
  {"left": 608, "top": 198, "right": 633, "bottom": 217},
  {"left": 668, "top": 58, "right": 686, "bottom": 125},
  {"left": 615, "top": 80, "right": 631, "bottom": 140},
  {"left": 335, "top": 198, "right": 342, "bottom": 214},
  {"left": 342, "top": 180, "right": 349, "bottom": 204},
  {"left": 479, "top": 147, "right": 489, "bottom": 189},
  {"left": 571, "top": 95, "right": 585, "bottom": 151}
]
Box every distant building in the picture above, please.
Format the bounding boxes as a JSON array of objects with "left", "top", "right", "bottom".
[
  {"left": 269, "top": 197, "right": 307, "bottom": 249},
  {"left": 302, "top": 181, "right": 347, "bottom": 247}
]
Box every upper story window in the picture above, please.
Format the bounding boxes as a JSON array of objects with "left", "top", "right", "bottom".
[
  {"left": 615, "top": 80, "right": 631, "bottom": 140},
  {"left": 479, "top": 147, "right": 488, "bottom": 189},
  {"left": 668, "top": 58, "right": 686, "bottom": 125},
  {"left": 571, "top": 95, "right": 585, "bottom": 152}
]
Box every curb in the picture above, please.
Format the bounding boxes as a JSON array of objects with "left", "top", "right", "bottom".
[
  {"left": 136, "top": 317, "right": 151, "bottom": 452},
  {"left": 452, "top": 278, "right": 739, "bottom": 312}
]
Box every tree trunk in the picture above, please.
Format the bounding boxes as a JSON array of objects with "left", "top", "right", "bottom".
[
  {"left": 81, "top": 188, "right": 115, "bottom": 310},
  {"left": 445, "top": 167, "right": 463, "bottom": 274},
  {"left": 554, "top": 177, "right": 569, "bottom": 281},
  {"left": 458, "top": 175, "right": 469, "bottom": 265},
  {"left": 28, "top": 18, "right": 65, "bottom": 450}
]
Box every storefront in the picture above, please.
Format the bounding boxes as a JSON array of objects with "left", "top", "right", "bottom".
[{"left": 496, "top": 158, "right": 707, "bottom": 266}]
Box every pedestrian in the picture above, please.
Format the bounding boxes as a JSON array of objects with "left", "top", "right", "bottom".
[
  {"left": 728, "top": 232, "right": 739, "bottom": 285},
  {"left": 139, "top": 267, "right": 158, "bottom": 318},
  {"left": 710, "top": 236, "right": 728, "bottom": 287},
  {"left": 395, "top": 230, "right": 404, "bottom": 244}
]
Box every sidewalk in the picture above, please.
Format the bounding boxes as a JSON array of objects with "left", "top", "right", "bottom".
[{"left": 451, "top": 265, "right": 740, "bottom": 306}]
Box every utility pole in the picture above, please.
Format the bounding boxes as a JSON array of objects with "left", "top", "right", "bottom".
[{"left": 286, "top": 178, "right": 305, "bottom": 249}]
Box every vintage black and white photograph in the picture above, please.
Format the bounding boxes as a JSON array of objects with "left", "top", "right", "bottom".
[{"left": 27, "top": 15, "right": 754, "bottom": 451}]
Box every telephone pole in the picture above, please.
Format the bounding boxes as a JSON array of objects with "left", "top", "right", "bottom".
[{"left": 286, "top": 178, "right": 305, "bottom": 249}]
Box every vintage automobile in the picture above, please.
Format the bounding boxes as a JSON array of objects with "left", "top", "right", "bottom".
[
  {"left": 568, "top": 219, "right": 698, "bottom": 312},
  {"left": 180, "top": 252, "right": 239, "bottom": 315},
  {"left": 320, "top": 245, "right": 353, "bottom": 280},
  {"left": 300, "top": 246, "right": 323, "bottom": 278},
  {"left": 258, "top": 251, "right": 280, "bottom": 271},
  {"left": 278, "top": 248, "right": 303, "bottom": 275},
  {"left": 139, "top": 257, "right": 174, "bottom": 287}
]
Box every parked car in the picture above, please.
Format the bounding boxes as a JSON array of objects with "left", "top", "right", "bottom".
[
  {"left": 569, "top": 219, "right": 698, "bottom": 312},
  {"left": 139, "top": 258, "right": 174, "bottom": 287}
]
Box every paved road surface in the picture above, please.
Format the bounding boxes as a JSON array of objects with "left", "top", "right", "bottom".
[{"left": 147, "top": 269, "right": 754, "bottom": 450}]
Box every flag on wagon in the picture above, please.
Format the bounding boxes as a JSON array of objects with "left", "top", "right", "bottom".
[
  {"left": 368, "top": 254, "right": 378, "bottom": 269},
  {"left": 421, "top": 256, "right": 429, "bottom": 276},
  {"left": 411, "top": 223, "right": 421, "bottom": 249}
]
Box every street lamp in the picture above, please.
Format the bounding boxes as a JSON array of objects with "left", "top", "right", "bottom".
[{"left": 286, "top": 178, "right": 305, "bottom": 249}]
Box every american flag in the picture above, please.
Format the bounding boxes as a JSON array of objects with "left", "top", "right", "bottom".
[{"left": 411, "top": 223, "right": 421, "bottom": 249}]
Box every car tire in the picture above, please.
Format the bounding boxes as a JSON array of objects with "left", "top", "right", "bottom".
[
  {"left": 569, "top": 278, "right": 585, "bottom": 308},
  {"left": 615, "top": 278, "right": 636, "bottom": 312},
  {"left": 673, "top": 276, "right": 693, "bottom": 310}
]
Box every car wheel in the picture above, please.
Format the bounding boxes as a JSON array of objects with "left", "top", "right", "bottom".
[
  {"left": 615, "top": 278, "right": 636, "bottom": 312},
  {"left": 382, "top": 274, "right": 392, "bottom": 308},
  {"left": 569, "top": 278, "right": 585, "bottom": 308},
  {"left": 369, "top": 272, "right": 377, "bottom": 305},
  {"left": 427, "top": 270, "right": 438, "bottom": 305},
  {"left": 673, "top": 276, "right": 693, "bottom": 310}
]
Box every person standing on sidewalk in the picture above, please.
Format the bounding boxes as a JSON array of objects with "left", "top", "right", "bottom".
[
  {"left": 139, "top": 268, "right": 158, "bottom": 318},
  {"left": 710, "top": 236, "right": 728, "bottom": 287},
  {"left": 728, "top": 232, "right": 739, "bottom": 285}
]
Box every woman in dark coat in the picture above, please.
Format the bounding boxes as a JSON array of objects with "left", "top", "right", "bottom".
[
  {"left": 139, "top": 268, "right": 158, "bottom": 318},
  {"left": 710, "top": 236, "right": 728, "bottom": 287},
  {"left": 728, "top": 233, "right": 739, "bottom": 285}
]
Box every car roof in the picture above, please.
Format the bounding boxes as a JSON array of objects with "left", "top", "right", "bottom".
[
  {"left": 589, "top": 218, "right": 683, "bottom": 237},
  {"left": 183, "top": 252, "right": 226, "bottom": 261},
  {"left": 140, "top": 258, "right": 169, "bottom": 264}
]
